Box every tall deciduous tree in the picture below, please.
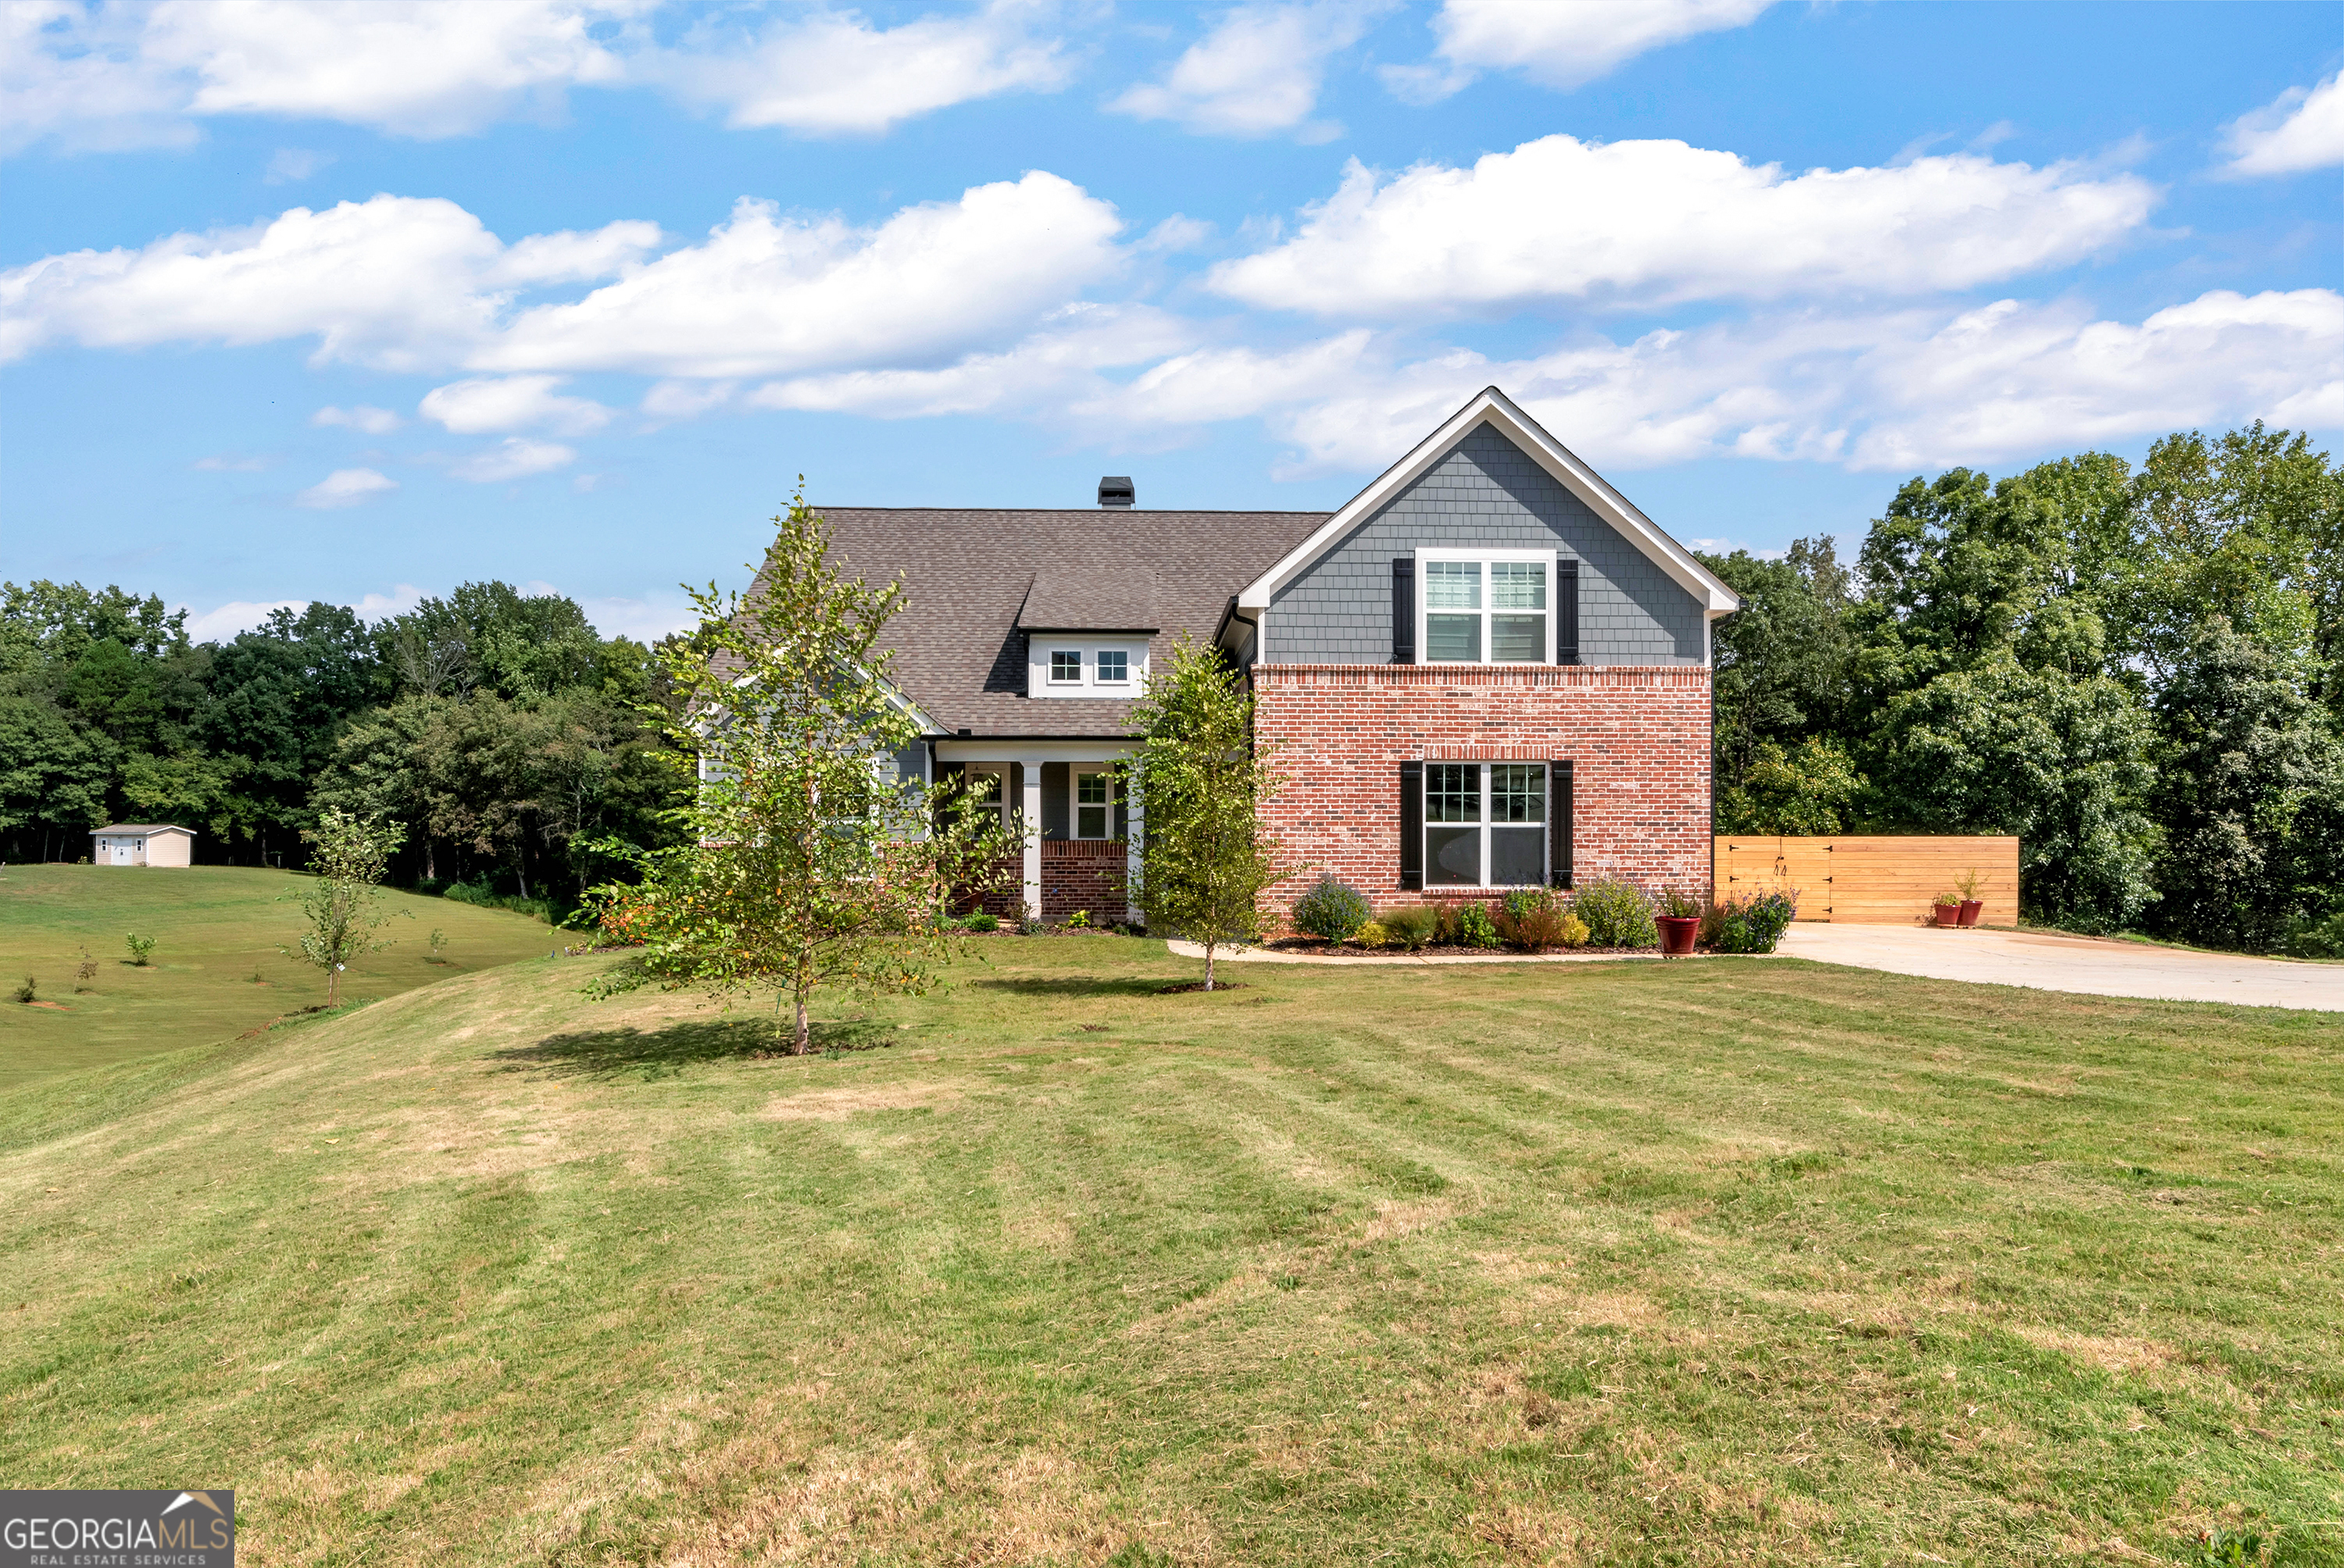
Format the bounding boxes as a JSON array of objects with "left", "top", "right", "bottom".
[
  {"left": 591, "top": 489, "right": 1013, "bottom": 1053},
  {"left": 284, "top": 808, "right": 406, "bottom": 1007},
  {"left": 1123, "top": 636, "right": 1285, "bottom": 991}
]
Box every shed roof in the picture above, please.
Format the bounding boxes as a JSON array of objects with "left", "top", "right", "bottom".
[{"left": 91, "top": 824, "right": 195, "bottom": 836}]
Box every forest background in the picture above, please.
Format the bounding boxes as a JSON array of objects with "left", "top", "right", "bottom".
[{"left": 5, "top": 421, "right": 2339, "bottom": 955}]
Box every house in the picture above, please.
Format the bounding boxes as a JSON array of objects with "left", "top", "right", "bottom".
[
  {"left": 801, "top": 386, "right": 1738, "bottom": 925},
  {"left": 90, "top": 824, "right": 196, "bottom": 866}
]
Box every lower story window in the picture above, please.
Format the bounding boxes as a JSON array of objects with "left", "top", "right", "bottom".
[
  {"left": 1075, "top": 770, "right": 1119, "bottom": 838},
  {"left": 1424, "top": 762, "right": 1545, "bottom": 887}
]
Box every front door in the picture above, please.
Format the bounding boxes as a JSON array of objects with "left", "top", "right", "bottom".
[{"left": 110, "top": 839, "right": 134, "bottom": 865}]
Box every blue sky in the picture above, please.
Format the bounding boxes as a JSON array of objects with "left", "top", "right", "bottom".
[{"left": 3, "top": 0, "right": 2338, "bottom": 642}]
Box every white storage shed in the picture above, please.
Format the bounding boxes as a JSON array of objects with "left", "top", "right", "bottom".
[{"left": 90, "top": 824, "right": 196, "bottom": 866}]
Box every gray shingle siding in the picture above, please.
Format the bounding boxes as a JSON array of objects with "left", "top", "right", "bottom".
[{"left": 1264, "top": 423, "right": 1706, "bottom": 666}]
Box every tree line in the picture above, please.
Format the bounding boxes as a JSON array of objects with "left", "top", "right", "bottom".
[
  {"left": 1700, "top": 421, "right": 2343, "bottom": 955},
  {"left": 0, "top": 578, "right": 684, "bottom": 902}
]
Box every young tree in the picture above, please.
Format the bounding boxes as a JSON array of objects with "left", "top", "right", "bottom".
[
  {"left": 1123, "top": 635, "right": 1285, "bottom": 991},
  {"left": 285, "top": 807, "right": 406, "bottom": 1006},
  {"left": 591, "top": 488, "right": 1013, "bottom": 1054}
]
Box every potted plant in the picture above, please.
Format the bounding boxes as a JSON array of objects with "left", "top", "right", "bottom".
[
  {"left": 1932, "top": 891, "right": 1962, "bottom": 928},
  {"left": 1656, "top": 888, "right": 1701, "bottom": 956},
  {"left": 1954, "top": 867, "right": 1984, "bottom": 927}
]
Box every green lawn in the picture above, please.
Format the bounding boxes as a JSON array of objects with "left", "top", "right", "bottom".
[
  {"left": 0, "top": 938, "right": 2336, "bottom": 1565},
  {"left": 0, "top": 864, "right": 565, "bottom": 1085}
]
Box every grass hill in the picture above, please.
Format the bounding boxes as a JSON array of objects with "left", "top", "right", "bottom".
[
  {"left": 0, "top": 939, "right": 2336, "bottom": 1564},
  {"left": 0, "top": 865, "right": 563, "bottom": 1085}
]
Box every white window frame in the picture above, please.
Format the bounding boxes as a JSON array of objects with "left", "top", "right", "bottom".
[
  {"left": 1423, "top": 761, "right": 1549, "bottom": 888},
  {"left": 1072, "top": 769, "right": 1120, "bottom": 840},
  {"left": 1414, "top": 548, "right": 1556, "bottom": 666},
  {"left": 1048, "top": 648, "right": 1083, "bottom": 684},
  {"left": 1027, "top": 639, "right": 1152, "bottom": 698},
  {"left": 965, "top": 763, "right": 1010, "bottom": 827},
  {"left": 1095, "top": 648, "right": 1131, "bottom": 686}
]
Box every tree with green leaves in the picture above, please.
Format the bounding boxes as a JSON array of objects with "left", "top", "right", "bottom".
[
  {"left": 1122, "top": 635, "right": 1285, "bottom": 991},
  {"left": 591, "top": 488, "right": 1013, "bottom": 1054},
  {"left": 284, "top": 807, "right": 406, "bottom": 1007}
]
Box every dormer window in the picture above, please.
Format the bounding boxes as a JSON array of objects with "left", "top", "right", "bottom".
[
  {"left": 1027, "top": 638, "right": 1149, "bottom": 698},
  {"left": 1097, "top": 649, "right": 1129, "bottom": 684},
  {"left": 1049, "top": 649, "right": 1082, "bottom": 683},
  {"left": 1417, "top": 548, "right": 1555, "bottom": 664}
]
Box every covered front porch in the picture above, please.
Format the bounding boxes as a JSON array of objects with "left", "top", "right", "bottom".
[{"left": 932, "top": 738, "right": 1142, "bottom": 926}]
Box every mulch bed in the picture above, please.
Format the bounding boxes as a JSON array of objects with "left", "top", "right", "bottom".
[
  {"left": 1261, "top": 938, "right": 1661, "bottom": 959},
  {"left": 1157, "top": 980, "right": 1252, "bottom": 994}
]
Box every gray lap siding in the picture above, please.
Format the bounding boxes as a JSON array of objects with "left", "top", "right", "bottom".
[{"left": 1263, "top": 423, "right": 1706, "bottom": 666}]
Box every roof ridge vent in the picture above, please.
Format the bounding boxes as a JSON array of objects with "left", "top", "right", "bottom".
[{"left": 1097, "top": 475, "right": 1134, "bottom": 509}]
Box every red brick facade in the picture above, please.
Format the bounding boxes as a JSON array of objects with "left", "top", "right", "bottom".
[
  {"left": 967, "top": 840, "right": 1129, "bottom": 926},
  {"left": 1253, "top": 663, "right": 1713, "bottom": 913}
]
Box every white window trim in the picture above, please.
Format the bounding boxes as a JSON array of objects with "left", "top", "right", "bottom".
[
  {"left": 1423, "top": 761, "right": 1549, "bottom": 889},
  {"left": 1414, "top": 547, "right": 1556, "bottom": 666},
  {"left": 966, "top": 763, "right": 1011, "bottom": 826},
  {"left": 1047, "top": 648, "right": 1083, "bottom": 684},
  {"left": 1027, "top": 639, "right": 1152, "bottom": 698},
  {"left": 1072, "top": 769, "right": 1119, "bottom": 840}
]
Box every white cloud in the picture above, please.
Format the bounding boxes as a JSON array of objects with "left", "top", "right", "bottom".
[
  {"left": 420, "top": 374, "right": 611, "bottom": 434},
  {"left": 182, "top": 597, "right": 307, "bottom": 641},
  {"left": 193, "top": 452, "right": 268, "bottom": 470},
  {"left": 450, "top": 436, "right": 575, "bottom": 482},
  {"left": 295, "top": 466, "right": 398, "bottom": 507},
  {"left": 1203, "top": 288, "right": 2344, "bottom": 478},
  {"left": 349, "top": 583, "right": 427, "bottom": 620},
  {"left": 654, "top": 2, "right": 1070, "bottom": 135},
  {"left": 1109, "top": 2, "right": 1385, "bottom": 139},
  {"left": 478, "top": 174, "right": 1124, "bottom": 378},
  {"left": 263, "top": 146, "right": 332, "bottom": 183},
  {"left": 312, "top": 403, "right": 403, "bottom": 433},
  {"left": 3, "top": 0, "right": 1070, "bottom": 151},
  {"left": 1210, "top": 136, "right": 2158, "bottom": 315},
  {"left": 1382, "top": 0, "right": 1771, "bottom": 103},
  {"left": 577, "top": 592, "right": 698, "bottom": 641},
  {"left": 2221, "top": 72, "right": 2344, "bottom": 177},
  {"left": 0, "top": 177, "right": 1110, "bottom": 380}
]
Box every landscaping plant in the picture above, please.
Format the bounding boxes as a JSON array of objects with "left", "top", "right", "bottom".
[
  {"left": 73, "top": 946, "right": 96, "bottom": 989},
  {"left": 1291, "top": 875, "right": 1371, "bottom": 943},
  {"left": 13, "top": 975, "right": 34, "bottom": 1003},
  {"left": 584, "top": 487, "right": 1019, "bottom": 1054},
  {"left": 284, "top": 808, "right": 407, "bottom": 1008},
  {"left": 1124, "top": 636, "right": 1287, "bottom": 991},
  {"left": 1711, "top": 890, "right": 1799, "bottom": 953},
  {"left": 1353, "top": 919, "right": 1390, "bottom": 949},
  {"left": 1570, "top": 879, "right": 1659, "bottom": 948},
  {"left": 1381, "top": 904, "right": 1438, "bottom": 951},
  {"left": 1450, "top": 900, "right": 1501, "bottom": 948},
  {"left": 123, "top": 932, "right": 155, "bottom": 966},
  {"left": 963, "top": 909, "right": 1000, "bottom": 934}
]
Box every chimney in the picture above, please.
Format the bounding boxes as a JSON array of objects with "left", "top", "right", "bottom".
[{"left": 1097, "top": 475, "right": 1134, "bottom": 509}]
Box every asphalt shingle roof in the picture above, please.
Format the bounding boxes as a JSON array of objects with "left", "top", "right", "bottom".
[{"left": 785, "top": 507, "right": 1329, "bottom": 738}]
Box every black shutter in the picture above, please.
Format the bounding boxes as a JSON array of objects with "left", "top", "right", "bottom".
[
  {"left": 1399, "top": 761, "right": 1424, "bottom": 890},
  {"left": 1392, "top": 557, "right": 1415, "bottom": 664},
  {"left": 1549, "top": 760, "right": 1574, "bottom": 889},
  {"left": 1557, "top": 559, "right": 1579, "bottom": 666},
  {"left": 932, "top": 761, "right": 964, "bottom": 834}
]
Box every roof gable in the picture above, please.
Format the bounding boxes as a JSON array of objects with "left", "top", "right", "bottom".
[{"left": 1235, "top": 387, "right": 1738, "bottom": 616}]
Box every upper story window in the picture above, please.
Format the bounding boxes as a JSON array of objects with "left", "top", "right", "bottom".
[
  {"left": 1027, "top": 639, "right": 1150, "bottom": 698},
  {"left": 1418, "top": 549, "right": 1554, "bottom": 664}
]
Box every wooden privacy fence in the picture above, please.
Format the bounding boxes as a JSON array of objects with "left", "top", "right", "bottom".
[{"left": 1713, "top": 835, "right": 2021, "bottom": 926}]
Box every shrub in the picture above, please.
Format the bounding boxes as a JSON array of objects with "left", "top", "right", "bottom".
[
  {"left": 1501, "top": 905, "right": 1574, "bottom": 952},
  {"left": 1382, "top": 904, "right": 1438, "bottom": 951},
  {"left": 1066, "top": 909, "right": 1092, "bottom": 930},
  {"left": 124, "top": 933, "right": 155, "bottom": 966},
  {"left": 1571, "top": 880, "right": 1657, "bottom": 948},
  {"left": 1501, "top": 886, "right": 1558, "bottom": 923},
  {"left": 1712, "top": 890, "right": 1799, "bottom": 953},
  {"left": 13, "top": 975, "right": 34, "bottom": 1003},
  {"left": 964, "top": 909, "right": 1000, "bottom": 933},
  {"left": 1656, "top": 887, "right": 1702, "bottom": 920},
  {"left": 2285, "top": 909, "right": 2344, "bottom": 959},
  {"left": 1292, "top": 875, "right": 1372, "bottom": 942},
  {"left": 1354, "top": 919, "right": 1390, "bottom": 949},
  {"left": 1451, "top": 900, "right": 1501, "bottom": 948},
  {"left": 1559, "top": 913, "right": 1590, "bottom": 948}
]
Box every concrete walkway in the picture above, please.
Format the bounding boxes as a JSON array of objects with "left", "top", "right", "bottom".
[{"left": 1778, "top": 923, "right": 2344, "bottom": 1012}]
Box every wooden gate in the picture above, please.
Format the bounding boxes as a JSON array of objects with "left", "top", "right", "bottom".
[{"left": 1713, "top": 836, "right": 2020, "bottom": 926}]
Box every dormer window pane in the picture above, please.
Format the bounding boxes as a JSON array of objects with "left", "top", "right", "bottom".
[
  {"left": 1097, "top": 650, "right": 1128, "bottom": 683},
  {"left": 1419, "top": 555, "right": 1551, "bottom": 664},
  {"left": 1049, "top": 650, "right": 1081, "bottom": 683}
]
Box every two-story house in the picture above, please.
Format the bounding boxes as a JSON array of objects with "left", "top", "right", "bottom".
[{"left": 805, "top": 387, "right": 1738, "bottom": 924}]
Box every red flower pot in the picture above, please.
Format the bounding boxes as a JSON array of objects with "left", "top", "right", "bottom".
[
  {"left": 1657, "top": 915, "right": 1699, "bottom": 956},
  {"left": 1957, "top": 900, "right": 1983, "bottom": 927},
  {"left": 1933, "top": 903, "right": 1961, "bottom": 927}
]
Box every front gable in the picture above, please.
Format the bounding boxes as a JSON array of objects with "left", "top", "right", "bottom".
[{"left": 1234, "top": 388, "right": 1735, "bottom": 667}]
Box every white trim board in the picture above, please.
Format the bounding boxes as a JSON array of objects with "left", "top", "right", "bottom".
[{"left": 1234, "top": 385, "right": 1740, "bottom": 619}]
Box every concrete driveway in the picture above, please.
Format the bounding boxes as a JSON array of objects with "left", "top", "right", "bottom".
[{"left": 1778, "top": 923, "right": 2344, "bottom": 1012}]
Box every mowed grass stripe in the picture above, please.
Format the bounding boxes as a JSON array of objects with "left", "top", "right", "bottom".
[{"left": 1, "top": 940, "right": 2339, "bottom": 1563}]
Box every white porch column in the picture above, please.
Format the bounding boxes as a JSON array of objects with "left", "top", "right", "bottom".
[
  {"left": 1124, "top": 787, "right": 1144, "bottom": 926},
  {"left": 1020, "top": 758, "right": 1045, "bottom": 923}
]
